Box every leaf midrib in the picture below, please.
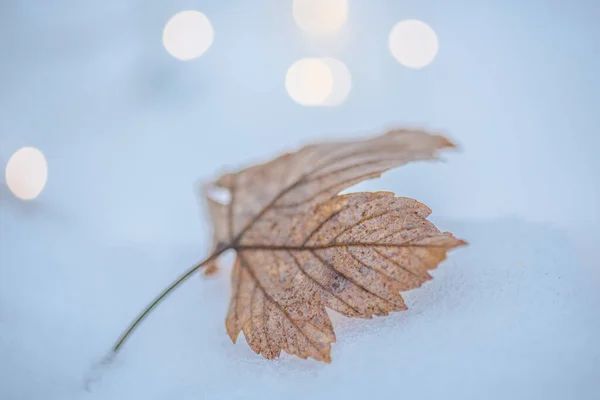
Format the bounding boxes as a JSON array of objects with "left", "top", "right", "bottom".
[{"left": 235, "top": 242, "right": 455, "bottom": 251}]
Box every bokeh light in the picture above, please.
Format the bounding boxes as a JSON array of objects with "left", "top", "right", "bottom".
[
  {"left": 5, "top": 147, "right": 48, "bottom": 200},
  {"left": 389, "top": 20, "right": 439, "bottom": 69},
  {"left": 293, "top": 0, "right": 348, "bottom": 35},
  {"left": 162, "top": 11, "right": 214, "bottom": 60},
  {"left": 321, "top": 58, "right": 352, "bottom": 106},
  {"left": 286, "top": 58, "right": 334, "bottom": 106}
]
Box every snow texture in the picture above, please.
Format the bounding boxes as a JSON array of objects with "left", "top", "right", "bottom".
[
  {"left": 1, "top": 218, "right": 599, "bottom": 400},
  {"left": 1, "top": 1, "right": 600, "bottom": 399}
]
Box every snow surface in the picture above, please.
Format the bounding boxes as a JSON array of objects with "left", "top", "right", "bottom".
[
  {"left": 1, "top": 217, "right": 599, "bottom": 400},
  {"left": 1, "top": 1, "right": 600, "bottom": 399}
]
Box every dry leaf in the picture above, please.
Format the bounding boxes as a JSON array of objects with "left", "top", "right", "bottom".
[
  {"left": 111, "top": 128, "right": 466, "bottom": 364},
  {"left": 200, "top": 128, "right": 466, "bottom": 362}
]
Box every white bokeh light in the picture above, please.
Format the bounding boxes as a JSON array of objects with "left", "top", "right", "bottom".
[
  {"left": 162, "top": 11, "right": 214, "bottom": 60},
  {"left": 5, "top": 147, "right": 48, "bottom": 200},
  {"left": 286, "top": 58, "right": 334, "bottom": 106},
  {"left": 389, "top": 20, "right": 439, "bottom": 69},
  {"left": 321, "top": 58, "right": 352, "bottom": 106},
  {"left": 293, "top": 0, "right": 348, "bottom": 35}
]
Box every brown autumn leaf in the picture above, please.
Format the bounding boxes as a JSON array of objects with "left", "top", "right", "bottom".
[
  {"left": 109, "top": 128, "right": 466, "bottom": 365},
  {"left": 198, "top": 128, "right": 467, "bottom": 362}
]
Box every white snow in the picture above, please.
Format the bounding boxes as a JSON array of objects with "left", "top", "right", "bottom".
[
  {"left": 1, "top": 217, "right": 599, "bottom": 400},
  {"left": 1, "top": 1, "right": 599, "bottom": 399}
]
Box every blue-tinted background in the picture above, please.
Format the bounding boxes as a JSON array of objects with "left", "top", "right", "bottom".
[{"left": 1, "top": 1, "right": 599, "bottom": 399}]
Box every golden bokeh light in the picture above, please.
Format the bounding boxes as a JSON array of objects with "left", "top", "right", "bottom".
[
  {"left": 286, "top": 58, "right": 334, "bottom": 106},
  {"left": 293, "top": 0, "right": 348, "bottom": 35},
  {"left": 5, "top": 147, "right": 48, "bottom": 200},
  {"left": 321, "top": 57, "right": 352, "bottom": 106},
  {"left": 162, "top": 11, "right": 214, "bottom": 60},
  {"left": 389, "top": 20, "right": 439, "bottom": 69}
]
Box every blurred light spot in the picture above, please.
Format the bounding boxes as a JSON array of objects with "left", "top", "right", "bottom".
[
  {"left": 389, "top": 20, "right": 439, "bottom": 69},
  {"left": 162, "top": 11, "right": 214, "bottom": 60},
  {"left": 286, "top": 58, "right": 334, "bottom": 106},
  {"left": 321, "top": 58, "right": 351, "bottom": 106},
  {"left": 5, "top": 147, "right": 48, "bottom": 200},
  {"left": 293, "top": 0, "right": 348, "bottom": 35}
]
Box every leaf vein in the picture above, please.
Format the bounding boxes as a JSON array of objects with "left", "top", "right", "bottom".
[
  {"left": 238, "top": 254, "right": 326, "bottom": 357},
  {"left": 272, "top": 172, "right": 382, "bottom": 210},
  {"left": 328, "top": 205, "right": 411, "bottom": 244},
  {"left": 287, "top": 251, "right": 362, "bottom": 316},
  {"left": 300, "top": 206, "right": 349, "bottom": 246},
  {"left": 344, "top": 247, "right": 401, "bottom": 283},
  {"left": 310, "top": 250, "right": 394, "bottom": 306},
  {"left": 371, "top": 248, "right": 424, "bottom": 280}
]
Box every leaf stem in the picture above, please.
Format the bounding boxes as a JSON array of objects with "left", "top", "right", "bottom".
[{"left": 112, "top": 248, "right": 227, "bottom": 353}]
